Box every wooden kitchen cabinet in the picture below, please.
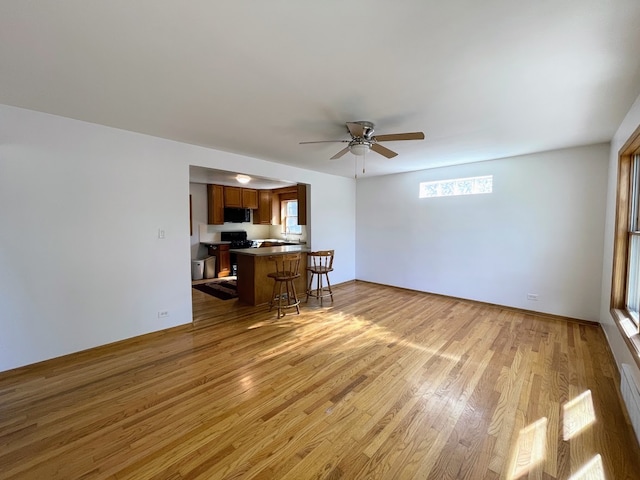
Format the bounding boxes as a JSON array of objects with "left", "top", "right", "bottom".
[
  {"left": 242, "top": 188, "right": 258, "bottom": 209},
  {"left": 253, "top": 190, "right": 272, "bottom": 225},
  {"left": 208, "top": 244, "right": 231, "bottom": 277},
  {"left": 224, "top": 186, "right": 258, "bottom": 209},
  {"left": 297, "top": 183, "right": 307, "bottom": 225},
  {"left": 207, "top": 184, "right": 224, "bottom": 225},
  {"left": 224, "top": 186, "right": 243, "bottom": 208}
]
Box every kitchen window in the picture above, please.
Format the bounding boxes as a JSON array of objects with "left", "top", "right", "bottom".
[
  {"left": 282, "top": 199, "right": 302, "bottom": 235},
  {"left": 611, "top": 123, "right": 640, "bottom": 368}
]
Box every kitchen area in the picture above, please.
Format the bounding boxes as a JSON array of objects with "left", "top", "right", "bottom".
[
  {"left": 189, "top": 166, "right": 310, "bottom": 306},
  {"left": 202, "top": 230, "right": 306, "bottom": 278}
]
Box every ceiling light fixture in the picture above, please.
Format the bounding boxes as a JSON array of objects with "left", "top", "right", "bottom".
[
  {"left": 350, "top": 142, "right": 370, "bottom": 156},
  {"left": 236, "top": 174, "right": 251, "bottom": 184}
]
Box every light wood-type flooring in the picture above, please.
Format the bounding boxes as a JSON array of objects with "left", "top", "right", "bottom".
[{"left": 1, "top": 281, "right": 640, "bottom": 479}]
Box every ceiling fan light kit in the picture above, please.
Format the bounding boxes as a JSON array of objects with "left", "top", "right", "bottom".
[
  {"left": 350, "top": 142, "right": 370, "bottom": 156},
  {"left": 300, "top": 120, "right": 425, "bottom": 168}
]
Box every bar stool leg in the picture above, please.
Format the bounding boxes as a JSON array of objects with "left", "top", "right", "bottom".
[
  {"left": 317, "top": 270, "right": 324, "bottom": 306},
  {"left": 324, "top": 272, "right": 333, "bottom": 302},
  {"left": 306, "top": 272, "right": 314, "bottom": 303},
  {"left": 278, "top": 280, "right": 285, "bottom": 319},
  {"left": 288, "top": 279, "right": 300, "bottom": 315},
  {"left": 269, "top": 279, "right": 278, "bottom": 312}
]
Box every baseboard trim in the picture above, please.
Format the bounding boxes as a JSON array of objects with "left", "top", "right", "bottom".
[
  {"left": 354, "top": 279, "right": 601, "bottom": 327},
  {"left": 0, "top": 322, "right": 194, "bottom": 379}
]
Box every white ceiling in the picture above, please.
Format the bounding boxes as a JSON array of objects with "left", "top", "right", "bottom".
[
  {"left": 2, "top": 1, "right": 640, "bottom": 179},
  {"left": 189, "top": 166, "right": 293, "bottom": 190}
]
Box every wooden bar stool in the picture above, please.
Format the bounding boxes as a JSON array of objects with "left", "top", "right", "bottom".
[
  {"left": 306, "top": 250, "right": 334, "bottom": 305},
  {"left": 267, "top": 253, "right": 301, "bottom": 319}
]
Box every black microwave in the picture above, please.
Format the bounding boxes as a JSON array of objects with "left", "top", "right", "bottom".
[{"left": 223, "top": 207, "right": 251, "bottom": 223}]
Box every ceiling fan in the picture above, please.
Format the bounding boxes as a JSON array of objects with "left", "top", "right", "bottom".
[{"left": 299, "top": 121, "right": 425, "bottom": 159}]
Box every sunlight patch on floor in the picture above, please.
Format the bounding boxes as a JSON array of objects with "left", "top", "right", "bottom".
[
  {"left": 508, "top": 417, "right": 547, "bottom": 479},
  {"left": 247, "top": 309, "right": 460, "bottom": 367},
  {"left": 568, "top": 454, "right": 605, "bottom": 480},
  {"left": 313, "top": 310, "right": 462, "bottom": 362},
  {"left": 563, "top": 390, "right": 596, "bottom": 441}
]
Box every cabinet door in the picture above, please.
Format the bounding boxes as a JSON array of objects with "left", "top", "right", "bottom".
[
  {"left": 254, "top": 190, "right": 272, "bottom": 225},
  {"left": 297, "top": 183, "right": 307, "bottom": 225},
  {"left": 217, "top": 244, "right": 231, "bottom": 277},
  {"left": 207, "top": 184, "right": 224, "bottom": 225},
  {"left": 242, "top": 188, "right": 258, "bottom": 209},
  {"left": 224, "top": 186, "right": 243, "bottom": 208},
  {"left": 207, "top": 244, "right": 231, "bottom": 277}
]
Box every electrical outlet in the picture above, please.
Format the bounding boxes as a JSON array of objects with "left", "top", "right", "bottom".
[
  {"left": 158, "top": 229, "right": 165, "bottom": 239},
  {"left": 158, "top": 311, "right": 169, "bottom": 318},
  {"left": 527, "top": 293, "right": 539, "bottom": 301}
]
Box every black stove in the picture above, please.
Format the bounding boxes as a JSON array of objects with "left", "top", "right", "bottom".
[
  {"left": 221, "top": 231, "right": 254, "bottom": 249},
  {"left": 230, "top": 240, "right": 254, "bottom": 248}
]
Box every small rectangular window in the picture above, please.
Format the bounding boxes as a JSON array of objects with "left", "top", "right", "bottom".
[
  {"left": 419, "top": 175, "right": 493, "bottom": 198},
  {"left": 282, "top": 200, "right": 302, "bottom": 235}
]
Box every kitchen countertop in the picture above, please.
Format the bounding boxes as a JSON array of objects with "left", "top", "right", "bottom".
[
  {"left": 230, "top": 245, "right": 310, "bottom": 256},
  {"left": 252, "top": 239, "right": 305, "bottom": 247},
  {"left": 200, "top": 240, "right": 305, "bottom": 246}
]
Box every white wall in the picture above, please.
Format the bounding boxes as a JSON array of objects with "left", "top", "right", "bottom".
[
  {"left": 0, "top": 104, "right": 356, "bottom": 372},
  {"left": 356, "top": 144, "right": 609, "bottom": 321},
  {"left": 600, "top": 92, "right": 640, "bottom": 386},
  {"left": 189, "top": 183, "right": 209, "bottom": 259}
]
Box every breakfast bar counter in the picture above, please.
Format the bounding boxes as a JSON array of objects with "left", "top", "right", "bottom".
[{"left": 231, "top": 245, "right": 310, "bottom": 306}]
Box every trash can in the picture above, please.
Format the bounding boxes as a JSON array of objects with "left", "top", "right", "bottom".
[
  {"left": 204, "top": 256, "right": 216, "bottom": 279},
  {"left": 191, "top": 259, "right": 205, "bottom": 281}
]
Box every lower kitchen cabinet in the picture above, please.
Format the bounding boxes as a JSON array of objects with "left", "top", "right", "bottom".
[{"left": 208, "top": 244, "right": 231, "bottom": 277}]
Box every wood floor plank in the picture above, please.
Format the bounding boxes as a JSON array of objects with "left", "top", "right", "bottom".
[{"left": 1, "top": 281, "right": 640, "bottom": 479}]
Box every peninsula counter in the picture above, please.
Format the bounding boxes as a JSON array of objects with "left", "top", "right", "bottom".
[{"left": 231, "top": 245, "right": 310, "bottom": 306}]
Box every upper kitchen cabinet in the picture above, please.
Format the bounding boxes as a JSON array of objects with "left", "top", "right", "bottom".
[
  {"left": 253, "top": 190, "right": 273, "bottom": 225},
  {"left": 224, "top": 186, "right": 243, "bottom": 208},
  {"left": 207, "top": 184, "right": 224, "bottom": 225},
  {"left": 224, "top": 186, "right": 258, "bottom": 209},
  {"left": 297, "top": 183, "right": 307, "bottom": 226},
  {"left": 242, "top": 188, "right": 258, "bottom": 209}
]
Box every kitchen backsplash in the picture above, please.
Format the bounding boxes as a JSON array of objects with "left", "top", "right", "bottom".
[
  {"left": 198, "top": 223, "right": 271, "bottom": 244},
  {"left": 198, "top": 223, "right": 307, "bottom": 243}
]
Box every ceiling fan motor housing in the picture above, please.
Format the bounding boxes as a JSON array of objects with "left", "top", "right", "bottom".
[{"left": 352, "top": 121, "right": 375, "bottom": 139}]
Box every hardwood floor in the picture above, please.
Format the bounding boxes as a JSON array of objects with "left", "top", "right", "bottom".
[{"left": 1, "top": 281, "right": 640, "bottom": 479}]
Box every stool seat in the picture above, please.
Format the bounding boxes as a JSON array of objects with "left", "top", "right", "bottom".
[
  {"left": 267, "top": 253, "right": 302, "bottom": 319},
  {"left": 306, "top": 250, "right": 334, "bottom": 305}
]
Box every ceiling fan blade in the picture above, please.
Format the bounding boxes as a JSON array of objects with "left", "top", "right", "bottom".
[
  {"left": 373, "top": 132, "right": 425, "bottom": 142},
  {"left": 346, "top": 122, "right": 365, "bottom": 138},
  {"left": 330, "top": 146, "right": 351, "bottom": 160},
  {"left": 371, "top": 143, "right": 398, "bottom": 159},
  {"left": 299, "top": 140, "right": 349, "bottom": 144}
]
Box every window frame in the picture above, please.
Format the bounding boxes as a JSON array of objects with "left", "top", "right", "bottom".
[
  {"left": 611, "top": 123, "right": 640, "bottom": 368},
  {"left": 281, "top": 198, "right": 302, "bottom": 235},
  {"left": 419, "top": 175, "right": 493, "bottom": 199}
]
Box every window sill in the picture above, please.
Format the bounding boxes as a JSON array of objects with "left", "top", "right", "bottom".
[{"left": 611, "top": 308, "right": 640, "bottom": 370}]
